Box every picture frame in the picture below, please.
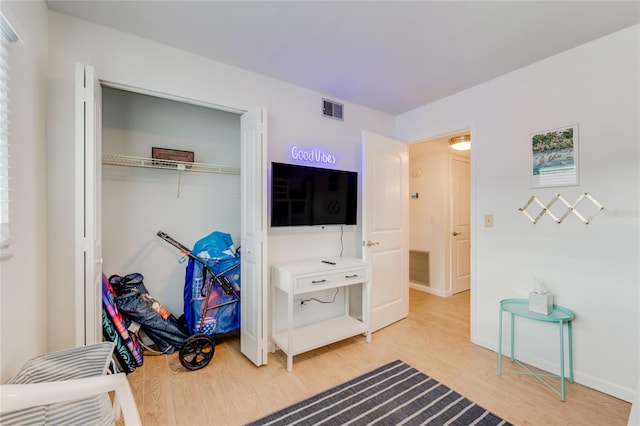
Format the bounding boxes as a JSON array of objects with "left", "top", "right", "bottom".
[
  {"left": 152, "top": 147, "right": 194, "bottom": 163},
  {"left": 530, "top": 124, "right": 579, "bottom": 188}
]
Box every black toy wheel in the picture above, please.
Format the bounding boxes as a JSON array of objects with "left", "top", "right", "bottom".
[{"left": 179, "top": 334, "right": 215, "bottom": 371}]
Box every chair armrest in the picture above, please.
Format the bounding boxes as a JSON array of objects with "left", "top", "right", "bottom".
[{"left": 1, "top": 373, "right": 141, "bottom": 426}]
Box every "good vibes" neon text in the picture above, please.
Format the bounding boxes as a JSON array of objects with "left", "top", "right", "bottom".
[{"left": 290, "top": 146, "right": 336, "bottom": 165}]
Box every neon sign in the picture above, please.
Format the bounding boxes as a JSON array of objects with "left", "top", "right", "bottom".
[{"left": 290, "top": 145, "right": 336, "bottom": 165}]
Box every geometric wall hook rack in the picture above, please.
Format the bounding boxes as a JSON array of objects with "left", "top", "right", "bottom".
[
  {"left": 519, "top": 195, "right": 554, "bottom": 224},
  {"left": 519, "top": 192, "right": 604, "bottom": 224}
]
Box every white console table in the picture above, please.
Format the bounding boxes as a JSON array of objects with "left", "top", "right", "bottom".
[{"left": 271, "top": 256, "right": 371, "bottom": 372}]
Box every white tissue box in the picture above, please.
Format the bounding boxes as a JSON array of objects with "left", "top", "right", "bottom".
[{"left": 528, "top": 292, "right": 554, "bottom": 315}]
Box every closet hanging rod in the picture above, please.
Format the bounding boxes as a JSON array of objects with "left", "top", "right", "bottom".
[{"left": 102, "top": 153, "right": 240, "bottom": 175}]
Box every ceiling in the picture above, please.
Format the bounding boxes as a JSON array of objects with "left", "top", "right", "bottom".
[{"left": 45, "top": 1, "right": 640, "bottom": 115}]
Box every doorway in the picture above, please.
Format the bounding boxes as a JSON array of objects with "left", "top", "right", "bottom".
[
  {"left": 101, "top": 86, "right": 242, "bottom": 316},
  {"left": 408, "top": 131, "right": 471, "bottom": 298}
]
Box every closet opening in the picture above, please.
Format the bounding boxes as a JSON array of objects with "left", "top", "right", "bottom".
[{"left": 101, "top": 85, "right": 242, "bottom": 345}]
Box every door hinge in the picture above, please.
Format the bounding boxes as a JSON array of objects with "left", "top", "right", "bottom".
[
  {"left": 78, "top": 87, "right": 88, "bottom": 102},
  {"left": 80, "top": 237, "right": 91, "bottom": 251}
]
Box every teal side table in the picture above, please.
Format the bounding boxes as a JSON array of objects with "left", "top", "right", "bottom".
[{"left": 498, "top": 298, "right": 574, "bottom": 401}]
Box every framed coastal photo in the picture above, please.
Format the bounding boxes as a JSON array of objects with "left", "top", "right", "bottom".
[{"left": 531, "top": 124, "right": 579, "bottom": 188}]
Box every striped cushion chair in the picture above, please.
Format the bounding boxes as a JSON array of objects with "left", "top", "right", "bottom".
[{"left": 0, "top": 342, "right": 140, "bottom": 425}]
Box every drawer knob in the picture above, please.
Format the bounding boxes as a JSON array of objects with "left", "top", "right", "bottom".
[
  {"left": 311, "top": 279, "right": 327, "bottom": 284},
  {"left": 345, "top": 274, "right": 358, "bottom": 279}
]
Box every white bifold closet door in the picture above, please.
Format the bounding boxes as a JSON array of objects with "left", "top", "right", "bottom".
[
  {"left": 240, "top": 108, "right": 268, "bottom": 367},
  {"left": 75, "top": 63, "right": 103, "bottom": 346}
]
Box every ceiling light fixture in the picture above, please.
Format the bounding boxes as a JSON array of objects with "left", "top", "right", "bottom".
[{"left": 449, "top": 134, "right": 471, "bottom": 151}]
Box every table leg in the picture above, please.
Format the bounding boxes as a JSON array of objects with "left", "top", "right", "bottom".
[
  {"left": 568, "top": 320, "right": 574, "bottom": 383},
  {"left": 510, "top": 312, "right": 515, "bottom": 361},
  {"left": 271, "top": 284, "right": 276, "bottom": 354},
  {"left": 365, "top": 281, "right": 372, "bottom": 343},
  {"left": 287, "top": 291, "right": 293, "bottom": 372},
  {"left": 498, "top": 307, "right": 503, "bottom": 375},
  {"left": 559, "top": 320, "right": 565, "bottom": 401}
]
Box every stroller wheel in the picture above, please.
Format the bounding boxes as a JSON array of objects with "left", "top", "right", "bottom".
[{"left": 179, "top": 334, "right": 215, "bottom": 371}]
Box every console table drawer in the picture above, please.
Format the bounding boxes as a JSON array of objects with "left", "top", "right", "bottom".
[{"left": 296, "top": 267, "right": 369, "bottom": 292}]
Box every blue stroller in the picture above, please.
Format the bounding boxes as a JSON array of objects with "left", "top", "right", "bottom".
[{"left": 157, "top": 230, "right": 241, "bottom": 371}]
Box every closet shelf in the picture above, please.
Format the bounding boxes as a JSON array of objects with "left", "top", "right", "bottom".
[{"left": 102, "top": 154, "right": 240, "bottom": 175}]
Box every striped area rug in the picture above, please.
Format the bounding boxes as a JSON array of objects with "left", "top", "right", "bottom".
[{"left": 247, "top": 360, "right": 513, "bottom": 426}]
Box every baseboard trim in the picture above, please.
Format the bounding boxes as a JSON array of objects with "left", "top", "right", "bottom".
[
  {"left": 473, "top": 335, "right": 635, "bottom": 402},
  {"left": 410, "top": 283, "right": 448, "bottom": 297}
]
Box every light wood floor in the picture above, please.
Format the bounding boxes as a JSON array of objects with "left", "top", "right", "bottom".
[{"left": 126, "top": 289, "right": 631, "bottom": 425}]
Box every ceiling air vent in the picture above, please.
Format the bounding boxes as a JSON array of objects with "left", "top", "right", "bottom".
[{"left": 322, "top": 98, "right": 344, "bottom": 121}]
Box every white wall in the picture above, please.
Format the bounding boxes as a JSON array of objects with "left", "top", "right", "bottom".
[
  {"left": 0, "top": 0, "right": 48, "bottom": 382},
  {"left": 397, "top": 25, "right": 640, "bottom": 401},
  {"left": 46, "top": 11, "right": 395, "bottom": 351}
]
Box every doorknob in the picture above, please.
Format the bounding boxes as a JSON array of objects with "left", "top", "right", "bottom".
[
  {"left": 366, "top": 240, "right": 380, "bottom": 247},
  {"left": 452, "top": 232, "right": 461, "bottom": 236}
]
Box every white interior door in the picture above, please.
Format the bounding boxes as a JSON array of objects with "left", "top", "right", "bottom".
[
  {"left": 362, "top": 130, "right": 409, "bottom": 332},
  {"left": 240, "top": 107, "right": 268, "bottom": 366},
  {"left": 451, "top": 158, "right": 470, "bottom": 294},
  {"left": 75, "top": 63, "right": 103, "bottom": 346}
]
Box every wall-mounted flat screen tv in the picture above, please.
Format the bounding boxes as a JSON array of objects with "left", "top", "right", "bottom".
[{"left": 271, "top": 162, "right": 358, "bottom": 227}]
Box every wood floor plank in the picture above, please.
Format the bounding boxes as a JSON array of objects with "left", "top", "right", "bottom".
[{"left": 126, "top": 289, "right": 631, "bottom": 425}]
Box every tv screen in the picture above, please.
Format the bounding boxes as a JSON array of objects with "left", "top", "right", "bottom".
[{"left": 271, "top": 162, "right": 358, "bottom": 227}]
